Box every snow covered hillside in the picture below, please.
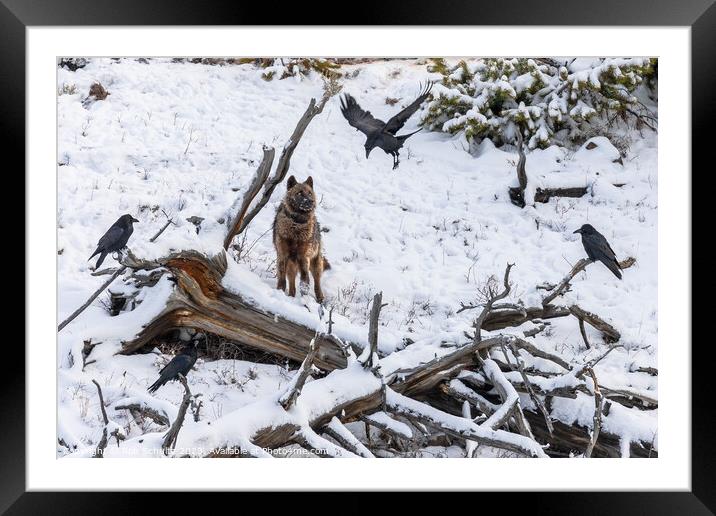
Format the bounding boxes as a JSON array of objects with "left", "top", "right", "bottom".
[{"left": 57, "top": 58, "right": 657, "bottom": 458}]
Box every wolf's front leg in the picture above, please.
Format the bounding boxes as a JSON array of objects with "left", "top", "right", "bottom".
[
  {"left": 298, "top": 258, "right": 311, "bottom": 296},
  {"left": 287, "top": 260, "right": 298, "bottom": 297},
  {"left": 276, "top": 256, "right": 287, "bottom": 291}
]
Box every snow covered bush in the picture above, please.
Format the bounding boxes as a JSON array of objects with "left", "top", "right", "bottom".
[
  {"left": 420, "top": 58, "right": 656, "bottom": 149},
  {"left": 239, "top": 58, "right": 342, "bottom": 81}
]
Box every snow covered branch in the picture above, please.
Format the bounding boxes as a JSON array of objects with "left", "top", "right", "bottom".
[
  {"left": 162, "top": 374, "right": 192, "bottom": 455},
  {"left": 279, "top": 335, "right": 320, "bottom": 410}
]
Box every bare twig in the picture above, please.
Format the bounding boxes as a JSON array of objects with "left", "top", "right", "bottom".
[
  {"left": 279, "top": 335, "right": 320, "bottom": 410},
  {"left": 577, "top": 318, "right": 591, "bottom": 349},
  {"left": 91, "top": 379, "right": 110, "bottom": 458},
  {"left": 115, "top": 403, "right": 170, "bottom": 427},
  {"left": 584, "top": 367, "right": 603, "bottom": 458},
  {"left": 505, "top": 343, "right": 554, "bottom": 435},
  {"left": 92, "top": 379, "right": 109, "bottom": 425},
  {"left": 58, "top": 267, "right": 127, "bottom": 332},
  {"left": 569, "top": 305, "right": 621, "bottom": 343},
  {"left": 543, "top": 256, "right": 636, "bottom": 307},
  {"left": 162, "top": 374, "right": 192, "bottom": 455},
  {"left": 223, "top": 146, "right": 275, "bottom": 250},
  {"left": 573, "top": 345, "right": 624, "bottom": 379},
  {"left": 327, "top": 305, "right": 335, "bottom": 335},
  {"left": 361, "top": 292, "right": 384, "bottom": 369},
  {"left": 91, "top": 266, "right": 121, "bottom": 277},
  {"left": 472, "top": 263, "right": 515, "bottom": 344},
  {"left": 149, "top": 217, "right": 174, "bottom": 243},
  {"left": 542, "top": 258, "right": 591, "bottom": 306}
]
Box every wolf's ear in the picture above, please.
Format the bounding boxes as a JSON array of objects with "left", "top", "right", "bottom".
[
  {"left": 305, "top": 176, "right": 313, "bottom": 188},
  {"left": 287, "top": 175, "right": 297, "bottom": 189}
]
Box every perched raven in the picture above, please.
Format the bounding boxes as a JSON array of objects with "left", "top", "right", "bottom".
[
  {"left": 574, "top": 224, "right": 622, "bottom": 279},
  {"left": 88, "top": 214, "right": 139, "bottom": 269},
  {"left": 147, "top": 342, "right": 198, "bottom": 393},
  {"left": 340, "top": 82, "right": 433, "bottom": 169}
]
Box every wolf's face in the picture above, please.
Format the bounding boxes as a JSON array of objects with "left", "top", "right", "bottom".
[{"left": 286, "top": 175, "right": 316, "bottom": 213}]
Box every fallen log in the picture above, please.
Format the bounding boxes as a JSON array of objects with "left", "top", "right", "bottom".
[
  {"left": 569, "top": 304, "right": 621, "bottom": 343},
  {"left": 119, "top": 251, "right": 350, "bottom": 371},
  {"left": 534, "top": 186, "right": 588, "bottom": 203},
  {"left": 482, "top": 305, "right": 571, "bottom": 331},
  {"left": 423, "top": 387, "right": 655, "bottom": 458}
]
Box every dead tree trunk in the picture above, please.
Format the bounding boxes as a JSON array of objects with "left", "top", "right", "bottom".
[
  {"left": 508, "top": 129, "right": 528, "bottom": 208},
  {"left": 119, "top": 251, "right": 350, "bottom": 370}
]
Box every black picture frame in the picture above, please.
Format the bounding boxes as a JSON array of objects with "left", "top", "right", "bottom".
[{"left": 6, "top": 0, "right": 710, "bottom": 513}]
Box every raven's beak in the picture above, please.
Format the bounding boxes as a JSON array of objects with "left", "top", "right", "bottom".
[
  {"left": 573, "top": 229, "right": 581, "bottom": 234},
  {"left": 132, "top": 217, "right": 140, "bottom": 223}
]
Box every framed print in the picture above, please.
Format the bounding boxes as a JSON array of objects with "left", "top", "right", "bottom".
[{"left": 6, "top": 0, "right": 711, "bottom": 512}]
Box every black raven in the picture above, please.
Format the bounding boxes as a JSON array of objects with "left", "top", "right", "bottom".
[
  {"left": 88, "top": 214, "right": 139, "bottom": 269},
  {"left": 574, "top": 224, "right": 622, "bottom": 279},
  {"left": 340, "top": 82, "right": 433, "bottom": 169},
  {"left": 147, "top": 342, "right": 198, "bottom": 393}
]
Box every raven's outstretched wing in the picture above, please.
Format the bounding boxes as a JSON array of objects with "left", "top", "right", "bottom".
[
  {"left": 340, "top": 94, "right": 384, "bottom": 136},
  {"left": 384, "top": 82, "right": 433, "bottom": 135}
]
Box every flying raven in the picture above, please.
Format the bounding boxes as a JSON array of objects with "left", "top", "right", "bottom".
[
  {"left": 573, "top": 224, "right": 622, "bottom": 279},
  {"left": 88, "top": 214, "right": 139, "bottom": 269},
  {"left": 147, "top": 341, "right": 198, "bottom": 393},
  {"left": 340, "top": 82, "right": 433, "bottom": 169}
]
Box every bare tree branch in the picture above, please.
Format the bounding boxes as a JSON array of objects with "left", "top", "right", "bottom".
[
  {"left": 542, "top": 256, "right": 636, "bottom": 307},
  {"left": 59, "top": 267, "right": 127, "bottom": 332},
  {"left": 115, "top": 403, "right": 171, "bottom": 427},
  {"left": 292, "top": 427, "right": 359, "bottom": 458},
  {"left": 503, "top": 343, "right": 554, "bottom": 435},
  {"left": 162, "top": 374, "right": 192, "bottom": 455},
  {"left": 584, "top": 367, "right": 603, "bottom": 458},
  {"left": 569, "top": 304, "right": 621, "bottom": 343},
  {"left": 91, "top": 379, "right": 124, "bottom": 457},
  {"left": 223, "top": 146, "right": 275, "bottom": 250},
  {"left": 385, "top": 388, "right": 547, "bottom": 458},
  {"left": 577, "top": 317, "right": 591, "bottom": 349},
  {"left": 279, "top": 335, "right": 320, "bottom": 410},
  {"left": 542, "top": 258, "right": 592, "bottom": 306},
  {"left": 150, "top": 217, "right": 174, "bottom": 243},
  {"left": 323, "top": 417, "right": 375, "bottom": 458},
  {"left": 360, "top": 292, "right": 383, "bottom": 369},
  {"left": 472, "top": 263, "right": 515, "bottom": 344}
]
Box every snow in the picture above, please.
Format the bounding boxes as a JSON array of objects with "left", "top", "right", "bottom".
[
  {"left": 363, "top": 411, "right": 414, "bottom": 439},
  {"left": 57, "top": 58, "right": 657, "bottom": 458}
]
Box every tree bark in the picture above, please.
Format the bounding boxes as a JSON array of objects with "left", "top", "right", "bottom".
[{"left": 119, "top": 251, "right": 350, "bottom": 371}]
